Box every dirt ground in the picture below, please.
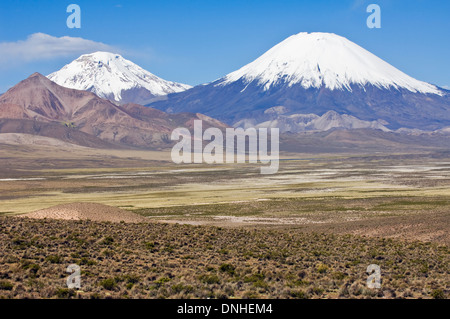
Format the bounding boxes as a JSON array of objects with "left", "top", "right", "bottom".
[{"left": 0, "top": 145, "right": 448, "bottom": 299}]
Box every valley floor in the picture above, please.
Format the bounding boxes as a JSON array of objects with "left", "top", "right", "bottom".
[{"left": 0, "top": 145, "right": 448, "bottom": 298}]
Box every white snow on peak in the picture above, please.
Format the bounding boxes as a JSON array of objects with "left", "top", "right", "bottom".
[
  {"left": 48, "top": 52, "right": 192, "bottom": 102},
  {"left": 220, "top": 32, "right": 442, "bottom": 95}
]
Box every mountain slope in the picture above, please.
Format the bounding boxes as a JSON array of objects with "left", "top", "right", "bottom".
[
  {"left": 148, "top": 32, "right": 450, "bottom": 131},
  {"left": 221, "top": 32, "right": 441, "bottom": 94},
  {"left": 48, "top": 52, "right": 192, "bottom": 105},
  {"left": 0, "top": 73, "right": 225, "bottom": 149},
  {"left": 236, "top": 110, "right": 389, "bottom": 133},
  {"left": 280, "top": 129, "right": 450, "bottom": 153},
  {"left": 0, "top": 119, "right": 117, "bottom": 149}
]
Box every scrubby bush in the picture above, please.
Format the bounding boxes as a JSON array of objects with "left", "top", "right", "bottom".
[
  {"left": 219, "top": 264, "right": 236, "bottom": 275},
  {"left": 100, "top": 278, "right": 117, "bottom": 291},
  {"left": 0, "top": 281, "right": 13, "bottom": 291},
  {"left": 431, "top": 289, "right": 445, "bottom": 299},
  {"left": 55, "top": 288, "right": 76, "bottom": 298},
  {"left": 200, "top": 274, "right": 220, "bottom": 284}
]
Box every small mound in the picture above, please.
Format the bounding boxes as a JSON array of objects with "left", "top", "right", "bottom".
[{"left": 21, "top": 202, "right": 147, "bottom": 223}]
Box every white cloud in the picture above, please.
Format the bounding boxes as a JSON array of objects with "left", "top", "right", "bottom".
[
  {"left": 0, "top": 33, "right": 117, "bottom": 67},
  {"left": 351, "top": 0, "right": 367, "bottom": 10},
  {"left": 442, "top": 85, "right": 450, "bottom": 90}
]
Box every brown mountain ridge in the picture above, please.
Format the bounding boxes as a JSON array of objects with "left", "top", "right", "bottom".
[{"left": 0, "top": 73, "right": 226, "bottom": 149}]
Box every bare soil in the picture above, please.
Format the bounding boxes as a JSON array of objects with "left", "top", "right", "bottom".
[{"left": 20, "top": 203, "right": 148, "bottom": 223}]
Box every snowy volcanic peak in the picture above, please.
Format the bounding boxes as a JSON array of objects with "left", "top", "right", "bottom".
[
  {"left": 48, "top": 52, "right": 192, "bottom": 103},
  {"left": 220, "top": 32, "right": 442, "bottom": 95}
]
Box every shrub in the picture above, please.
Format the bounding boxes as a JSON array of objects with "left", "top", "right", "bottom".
[
  {"left": 316, "top": 263, "right": 328, "bottom": 274},
  {"left": 154, "top": 277, "right": 171, "bottom": 288},
  {"left": 244, "top": 273, "right": 265, "bottom": 283},
  {"left": 80, "top": 257, "right": 97, "bottom": 266},
  {"left": 419, "top": 263, "right": 429, "bottom": 274},
  {"left": 101, "top": 236, "right": 114, "bottom": 246},
  {"left": 100, "top": 278, "right": 117, "bottom": 291},
  {"left": 218, "top": 248, "right": 229, "bottom": 255},
  {"left": 172, "top": 283, "right": 194, "bottom": 294},
  {"left": 145, "top": 241, "right": 158, "bottom": 252},
  {"left": 219, "top": 263, "right": 236, "bottom": 275},
  {"left": 200, "top": 274, "right": 220, "bottom": 284},
  {"left": 102, "top": 249, "right": 114, "bottom": 257},
  {"left": 310, "top": 287, "right": 325, "bottom": 295},
  {"left": 431, "top": 289, "right": 445, "bottom": 299},
  {"left": 124, "top": 274, "right": 140, "bottom": 284},
  {"left": 21, "top": 261, "right": 40, "bottom": 275},
  {"left": 332, "top": 271, "right": 346, "bottom": 280},
  {"left": 243, "top": 291, "right": 259, "bottom": 299},
  {"left": 290, "top": 290, "right": 309, "bottom": 299},
  {"left": 55, "top": 288, "right": 76, "bottom": 298},
  {"left": 0, "top": 281, "right": 13, "bottom": 291},
  {"left": 46, "top": 255, "right": 62, "bottom": 264}
]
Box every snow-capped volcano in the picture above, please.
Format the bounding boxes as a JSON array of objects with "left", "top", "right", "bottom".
[
  {"left": 221, "top": 32, "right": 442, "bottom": 95},
  {"left": 148, "top": 32, "right": 449, "bottom": 131},
  {"left": 48, "top": 52, "right": 192, "bottom": 105}
]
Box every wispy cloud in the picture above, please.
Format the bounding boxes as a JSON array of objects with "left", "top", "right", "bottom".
[
  {"left": 350, "top": 0, "right": 367, "bottom": 10},
  {"left": 0, "top": 33, "right": 117, "bottom": 68}
]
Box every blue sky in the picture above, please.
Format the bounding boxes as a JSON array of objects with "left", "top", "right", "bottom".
[{"left": 0, "top": 0, "right": 448, "bottom": 93}]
